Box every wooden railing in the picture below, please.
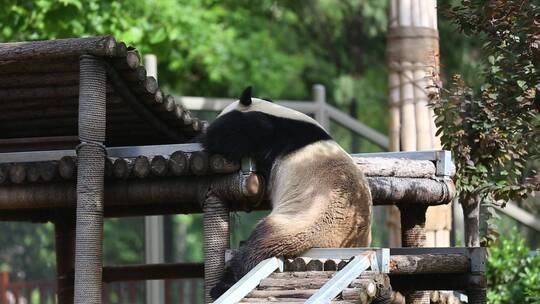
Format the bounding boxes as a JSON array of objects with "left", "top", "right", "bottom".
[
  {"left": 0, "top": 273, "right": 204, "bottom": 304},
  {"left": 0, "top": 272, "right": 55, "bottom": 304}
]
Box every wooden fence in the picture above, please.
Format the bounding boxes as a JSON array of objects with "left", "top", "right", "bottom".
[{"left": 0, "top": 273, "right": 203, "bottom": 304}]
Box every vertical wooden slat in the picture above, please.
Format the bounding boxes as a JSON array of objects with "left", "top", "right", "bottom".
[
  {"left": 55, "top": 216, "right": 75, "bottom": 304},
  {"left": 0, "top": 272, "right": 9, "bottom": 304}
]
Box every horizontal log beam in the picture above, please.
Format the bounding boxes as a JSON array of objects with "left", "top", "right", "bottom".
[
  {"left": 0, "top": 175, "right": 453, "bottom": 217},
  {"left": 0, "top": 36, "right": 117, "bottom": 61},
  {"left": 102, "top": 263, "right": 203, "bottom": 282},
  {"left": 390, "top": 273, "right": 486, "bottom": 291},
  {"left": 389, "top": 254, "right": 470, "bottom": 274},
  {"left": 353, "top": 157, "right": 436, "bottom": 178},
  {"left": 0, "top": 172, "right": 263, "bottom": 218},
  {"left": 368, "top": 177, "right": 454, "bottom": 206}
]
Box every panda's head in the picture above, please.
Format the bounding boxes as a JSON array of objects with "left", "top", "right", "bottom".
[
  {"left": 202, "top": 86, "right": 331, "bottom": 166},
  {"left": 218, "top": 86, "right": 325, "bottom": 131}
]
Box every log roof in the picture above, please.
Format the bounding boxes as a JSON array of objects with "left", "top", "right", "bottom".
[{"left": 0, "top": 36, "right": 204, "bottom": 152}]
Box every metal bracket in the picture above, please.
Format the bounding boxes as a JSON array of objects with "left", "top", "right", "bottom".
[{"left": 241, "top": 158, "right": 257, "bottom": 173}]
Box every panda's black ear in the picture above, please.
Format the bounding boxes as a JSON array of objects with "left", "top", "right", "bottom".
[{"left": 239, "top": 86, "right": 252, "bottom": 106}]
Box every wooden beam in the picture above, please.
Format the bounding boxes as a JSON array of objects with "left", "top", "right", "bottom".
[
  {"left": 102, "top": 263, "right": 203, "bottom": 282},
  {"left": 0, "top": 36, "right": 116, "bottom": 60}
]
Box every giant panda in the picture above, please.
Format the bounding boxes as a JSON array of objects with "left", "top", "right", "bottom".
[{"left": 202, "top": 87, "right": 372, "bottom": 299}]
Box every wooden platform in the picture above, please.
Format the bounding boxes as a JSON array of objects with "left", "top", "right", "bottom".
[{"left": 0, "top": 36, "right": 203, "bottom": 151}]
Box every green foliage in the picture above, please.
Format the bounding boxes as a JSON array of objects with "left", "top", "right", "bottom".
[
  {"left": 487, "top": 229, "right": 540, "bottom": 303},
  {"left": 0, "top": 222, "right": 55, "bottom": 279},
  {"left": 103, "top": 218, "right": 144, "bottom": 265},
  {"left": 432, "top": 0, "right": 540, "bottom": 243}
]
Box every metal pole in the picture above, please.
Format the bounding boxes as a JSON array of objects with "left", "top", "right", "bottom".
[
  {"left": 313, "top": 84, "right": 330, "bottom": 131},
  {"left": 143, "top": 53, "right": 165, "bottom": 304},
  {"left": 74, "top": 55, "right": 107, "bottom": 304},
  {"left": 203, "top": 195, "right": 230, "bottom": 303}
]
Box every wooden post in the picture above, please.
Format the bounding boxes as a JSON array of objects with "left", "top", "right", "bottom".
[
  {"left": 203, "top": 195, "right": 230, "bottom": 303},
  {"left": 74, "top": 55, "right": 107, "bottom": 304},
  {"left": 55, "top": 216, "right": 76, "bottom": 304},
  {"left": 349, "top": 99, "right": 360, "bottom": 152},
  {"left": 0, "top": 271, "right": 9, "bottom": 304},
  {"left": 313, "top": 84, "right": 329, "bottom": 131},
  {"left": 399, "top": 205, "right": 428, "bottom": 304},
  {"left": 387, "top": 0, "right": 442, "bottom": 302}
]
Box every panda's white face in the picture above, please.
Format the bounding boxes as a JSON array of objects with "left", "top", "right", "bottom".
[{"left": 219, "top": 98, "right": 326, "bottom": 131}]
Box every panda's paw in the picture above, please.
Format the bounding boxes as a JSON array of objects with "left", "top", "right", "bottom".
[{"left": 209, "top": 270, "right": 237, "bottom": 300}]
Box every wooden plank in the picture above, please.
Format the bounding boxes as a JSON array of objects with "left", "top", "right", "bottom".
[
  {"left": 102, "top": 263, "right": 203, "bottom": 282},
  {"left": 353, "top": 156, "right": 436, "bottom": 177}
]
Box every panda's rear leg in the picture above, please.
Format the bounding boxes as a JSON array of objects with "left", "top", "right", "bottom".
[{"left": 210, "top": 217, "right": 313, "bottom": 299}]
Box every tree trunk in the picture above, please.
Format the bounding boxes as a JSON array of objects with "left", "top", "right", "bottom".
[{"left": 461, "top": 194, "right": 480, "bottom": 247}]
